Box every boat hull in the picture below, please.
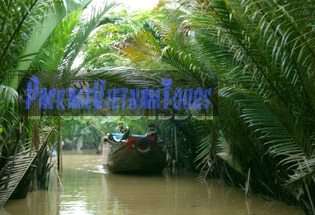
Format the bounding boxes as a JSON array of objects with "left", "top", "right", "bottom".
[{"left": 102, "top": 136, "right": 166, "bottom": 173}]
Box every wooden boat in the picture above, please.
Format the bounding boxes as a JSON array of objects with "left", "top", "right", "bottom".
[{"left": 102, "top": 128, "right": 166, "bottom": 173}]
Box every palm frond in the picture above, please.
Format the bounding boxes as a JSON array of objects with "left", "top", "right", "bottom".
[
  {"left": 216, "top": 130, "right": 244, "bottom": 176},
  {"left": 194, "top": 130, "right": 214, "bottom": 162},
  {"left": 0, "top": 0, "right": 43, "bottom": 81},
  {"left": 220, "top": 86, "right": 315, "bottom": 183},
  {"left": 16, "top": 1, "right": 67, "bottom": 71},
  {"left": 59, "top": 0, "right": 118, "bottom": 73},
  {"left": 0, "top": 85, "right": 18, "bottom": 106}
]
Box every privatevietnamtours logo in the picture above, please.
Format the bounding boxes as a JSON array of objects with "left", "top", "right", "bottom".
[{"left": 24, "top": 71, "right": 217, "bottom": 119}]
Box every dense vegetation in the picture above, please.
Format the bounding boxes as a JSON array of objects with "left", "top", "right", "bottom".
[{"left": 0, "top": 0, "right": 315, "bottom": 213}]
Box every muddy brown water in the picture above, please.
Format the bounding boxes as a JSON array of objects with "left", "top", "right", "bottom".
[{"left": 1, "top": 150, "right": 304, "bottom": 215}]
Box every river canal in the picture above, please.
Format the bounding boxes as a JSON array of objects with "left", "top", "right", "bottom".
[{"left": 1, "top": 150, "right": 304, "bottom": 215}]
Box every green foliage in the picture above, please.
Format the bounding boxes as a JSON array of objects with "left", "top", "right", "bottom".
[
  {"left": 61, "top": 117, "right": 101, "bottom": 150},
  {"left": 1, "top": 0, "right": 315, "bottom": 212},
  {"left": 118, "top": 0, "right": 315, "bottom": 213},
  {"left": 0, "top": 85, "right": 19, "bottom": 148},
  {"left": 82, "top": 9, "right": 158, "bottom": 70}
]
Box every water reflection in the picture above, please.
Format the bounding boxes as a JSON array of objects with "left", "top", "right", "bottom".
[
  {"left": 1, "top": 151, "right": 304, "bottom": 215},
  {"left": 99, "top": 173, "right": 303, "bottom": 215},
  {"left": 1, "top": 190, "right": 60, "bottom": 215}
]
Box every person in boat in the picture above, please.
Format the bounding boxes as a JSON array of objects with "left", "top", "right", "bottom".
[
  {"left": 146, "top": 124, "right": 158, "bottom": 141},
  {"left": 115, "top": 122, "right": 124, "bottom": 134}
]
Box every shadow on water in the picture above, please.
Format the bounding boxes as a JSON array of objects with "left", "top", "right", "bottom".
[{"left": 1, "top": 150, "right": 305, "bottom": 215}]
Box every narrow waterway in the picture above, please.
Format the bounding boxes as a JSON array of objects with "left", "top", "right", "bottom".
[{"left": 1, "top": 150, "right": 304, "bottom": 215}]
